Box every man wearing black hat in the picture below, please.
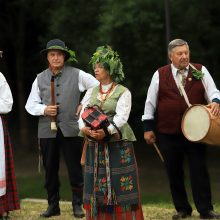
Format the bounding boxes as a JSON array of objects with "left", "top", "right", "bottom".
[{"left": 25, "top": 39, "right": 99, "bottom": 218}]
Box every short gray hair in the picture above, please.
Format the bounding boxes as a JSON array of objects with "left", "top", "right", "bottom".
[{"left": 168, "top": 39, "right": 188, "bottom": 55}]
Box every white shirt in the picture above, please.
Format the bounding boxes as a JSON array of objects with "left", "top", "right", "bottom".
[
  {"left": 78, "top": 83, "right": 132, "bottom": 134},
  {"left": 0, "top": 72, "right": 13, "bottom": 196},
  {"left": 142, "top": 64, "right": 220, "bottom": 120},
  {"left": 0, "top": 72, "right": 13, "bottom": 114},
  {"left": 25, "top": 69, "right": 99, "bottom": 116}
]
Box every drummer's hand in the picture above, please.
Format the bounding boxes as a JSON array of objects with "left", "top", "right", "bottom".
[
  {"left": 207, "top": 102, "right": 220, "bottom": 116},
  {"left": 144, "top": 131, "right": 156, "bottom": 145}
]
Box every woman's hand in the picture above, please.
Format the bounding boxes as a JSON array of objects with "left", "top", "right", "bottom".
[
  {"left": 81, "top": 127, "right": 106, "bottom": 140},
  {"left": 90, "top": 129, "right": 106, "bottom": 141},
  {"left": 81, "top": 126, "right": 92, "bottom": 136}
]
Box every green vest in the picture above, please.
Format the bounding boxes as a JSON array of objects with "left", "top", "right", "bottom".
[{"left": 89, "top": 84, "right": 136, "bottom": 141}]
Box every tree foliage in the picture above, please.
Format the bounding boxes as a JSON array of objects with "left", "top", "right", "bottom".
[{"left": 0, "top": 0, "right": 220, "bottom": 146}]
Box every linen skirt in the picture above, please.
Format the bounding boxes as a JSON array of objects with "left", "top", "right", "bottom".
[
  {"left": 83, "top": 140, "right": 144, "bottom": 220},
  {"left": 0, "top": 116, "right": 20, "bottom": 215}
]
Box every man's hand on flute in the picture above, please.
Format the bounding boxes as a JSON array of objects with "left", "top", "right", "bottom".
[{"left": 44, "top": 105, "right": 59, "bottom": 116}]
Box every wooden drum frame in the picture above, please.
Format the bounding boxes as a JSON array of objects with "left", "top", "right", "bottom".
[{"left": 181, "top": 104, "right": 220, "bottom": 146}]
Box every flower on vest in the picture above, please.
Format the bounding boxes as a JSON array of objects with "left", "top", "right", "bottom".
[{"left": 192, "top": 69, "right": 204, "bottom": 80}]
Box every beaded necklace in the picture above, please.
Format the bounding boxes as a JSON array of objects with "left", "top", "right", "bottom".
[{"left": 99, "top": 82, "right": 116, "bottom": 103}]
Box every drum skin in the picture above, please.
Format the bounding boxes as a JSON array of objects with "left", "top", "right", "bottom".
[{"left": 181, "top": 104, "right": 220, "bottom": 146}]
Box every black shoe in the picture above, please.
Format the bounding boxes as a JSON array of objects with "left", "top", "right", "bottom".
[
  {"left": 172, "top": 211, "right": 191, "bottom": 219},
  {"left": 200, "top": 210, "right": 220, "bottom": 219},
  {"left": 40, "top": 204, "right": 60, "bottom": 218},
  {"left": 73, "top": 204, "right": 85, "bottom": 218}
]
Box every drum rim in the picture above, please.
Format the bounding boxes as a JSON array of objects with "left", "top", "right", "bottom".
[{"left": 181, "top": 104, "right": 211, "bottom": 142}]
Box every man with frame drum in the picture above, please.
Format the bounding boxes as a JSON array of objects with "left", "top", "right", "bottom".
[{"left": 142, "top": 39, "right": 220, "bottom": 219}]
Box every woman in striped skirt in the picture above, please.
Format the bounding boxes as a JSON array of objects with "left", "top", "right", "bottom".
[
  {"left": 79, "top": 46, "right": 144, "bottom": 220},
  {"left": 0, "top": 72, "right": 20, "bottom": 219}
]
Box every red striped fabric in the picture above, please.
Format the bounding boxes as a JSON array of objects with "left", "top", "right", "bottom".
[
  {"left": 84, "top": 206, "right": 144, "bottom": 220},
  {"left": 0, "top": 115, "right": 20, "bottom": 215}
]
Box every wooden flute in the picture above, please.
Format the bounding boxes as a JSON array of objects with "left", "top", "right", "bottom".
[{"left": 50, "top": 75, "right": 58, "bottom": 131}]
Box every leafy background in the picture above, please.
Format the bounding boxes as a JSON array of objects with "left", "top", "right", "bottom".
[{"left": 1, "top": 0, "right": 220, "bottom": 148}]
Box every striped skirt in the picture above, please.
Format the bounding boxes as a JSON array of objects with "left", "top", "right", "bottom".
[
  {"left": 83, "top": 140, "right": 144, "bottom": 220},
  {"left": 0, "top": 115, "right": 20, "bottom": 215}
]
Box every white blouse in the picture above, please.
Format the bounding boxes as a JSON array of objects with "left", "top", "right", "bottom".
[
  {"left": 0, "top": 72, "right": 13, "bottom": 114},
  {"left": 78, "top": 83, "right": 132, "bottom": 134}
]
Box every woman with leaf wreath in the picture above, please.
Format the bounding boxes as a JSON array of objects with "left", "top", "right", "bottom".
[{"left": 79, "top": 45, "right": 144, "bottom": 220}]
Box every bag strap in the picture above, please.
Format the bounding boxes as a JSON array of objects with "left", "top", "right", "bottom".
[
  {"left": 177, "top": 77, "right": 192, "bottom": 107},
  {"left": 177, "top": 63, "right": 208, "bottom": 107},
  {"left": 110, "top": 121, "right": 122, "bottom": 139}
]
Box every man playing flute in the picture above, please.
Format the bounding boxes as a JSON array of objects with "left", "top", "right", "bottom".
[{"left": 25, "top": 39, "right": 98, "bottom": 218}]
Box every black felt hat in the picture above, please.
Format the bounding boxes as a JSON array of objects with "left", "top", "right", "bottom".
[{"left": 41, "top": 39, "right": 70, "bottom": 61}]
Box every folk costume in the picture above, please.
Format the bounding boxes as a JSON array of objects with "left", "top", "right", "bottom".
[
  {"left": 79, "top": 46, "right": 144, "bottom": 220},
  {"left": 0, "top": 72, "right": 20, "bottom": 217},
  {"left": 142, "top": 39, "right": 220, "bottom": 219},
  {"left": 25, "top": 39, "right": 99, "bottom": 218}
]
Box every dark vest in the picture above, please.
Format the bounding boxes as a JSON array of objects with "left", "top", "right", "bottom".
[
  {"left": 37, "top": 65, "right": 80, "bottom": 138},
  {"left": 157, "top": 63, "right": 206, "bottom": 134}
]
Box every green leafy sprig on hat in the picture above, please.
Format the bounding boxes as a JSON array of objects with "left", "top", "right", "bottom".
[
  {"left": 66, "top": 49, "right": 78, "bottom": 63},
  {"left": 89, "top": 45, "right": 125, "bottom": 83}
]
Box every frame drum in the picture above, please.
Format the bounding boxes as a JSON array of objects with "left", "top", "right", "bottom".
[{"left": 181, "top": 104, "right": 220, "bottom": 146}]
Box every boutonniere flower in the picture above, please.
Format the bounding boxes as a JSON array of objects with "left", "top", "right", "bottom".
[{"left": 192, "top": 69, "right": 204, "bottom": 80}]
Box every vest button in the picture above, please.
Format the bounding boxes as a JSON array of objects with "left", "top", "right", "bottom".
[{"left": 56, "top": 93, "right": 60, "bottom": 96}]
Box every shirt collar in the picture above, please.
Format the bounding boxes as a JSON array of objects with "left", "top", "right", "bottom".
[
  {"left": 171, "top": 63, "right": 189, "bottom": 76},
  {"left": 48, "top": 65, "right": 65, "bottom": 78}
]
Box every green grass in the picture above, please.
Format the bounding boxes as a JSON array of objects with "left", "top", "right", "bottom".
[
  {"left": 8, "top": 200, "right": 220, "bottom": 220},
  {"left": 12, "top": 145, "right": 220, "bottom": 219},
  {"left": 14, "top": 174, "right": 220, "bottom": 220},
  {"left": 16, "top": 175, "right": 72, "bottom": 201}
]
